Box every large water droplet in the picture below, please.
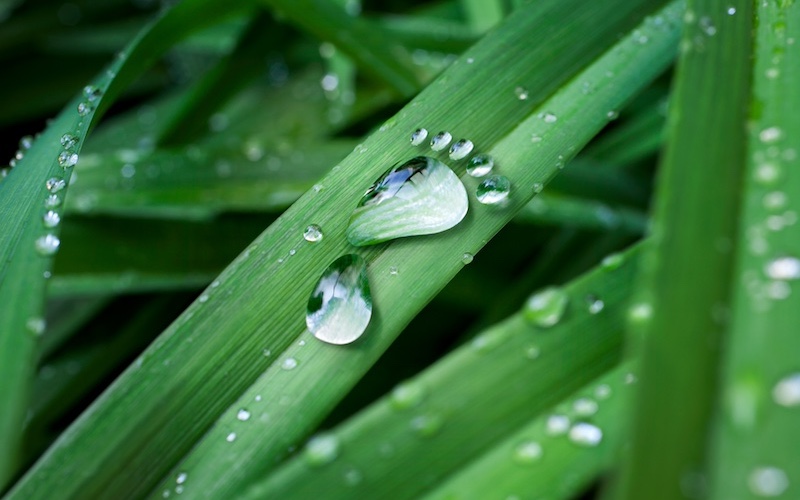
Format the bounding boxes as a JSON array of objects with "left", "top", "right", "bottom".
[
  {"left": 569, "top": 422, "right": 603, "bottom": 447},
  {"left": 303, "top": 224, "right": 323, "bottom": 243},
  {"left": 467, "top": 154, "right": 494, "bottom": 177},
  {"left": 430, "top": 131, "right": 452, "bottom": 151},
  {"left": 513, "top": 441, "right": 542, "bottom": 464},
  {"left": 346, "top": 157, "right": 468, "bottom": 246},
  {"left": 476, "top": 175, "right": 511, "bottom": 205},
  {"left": 748, "top": 467, "right": 789, "bottom": 497},
  {"left": 524, "top": 287, "right": 568, "bottom": 327},
  {"left": 410, "top": 128, "right": 428, "bottom": 146},
  {"left": 304, "top": 433, "right": 340, "bottom": 466},
  {"left": 306, "top": 254, "right": 372, "bottom": 345},
  {"left": 772, "top": 373, "right": 800, "bottom": 407},
  {"left": 35, "top": 234, "right": 60, "bottom": 256},
  {"left": 448, "top": 139, "right": 473, "bottom": 160}
]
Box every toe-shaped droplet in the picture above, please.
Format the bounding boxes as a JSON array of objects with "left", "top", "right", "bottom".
[
  {"left": 307, "top": 254, "right": 372, "bottom": 345},
  {"left": 346, "top": 156, "right": 468, "bottom": 246}
]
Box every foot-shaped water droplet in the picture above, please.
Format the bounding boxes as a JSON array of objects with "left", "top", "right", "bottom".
[
  {"left": 346, "top": 156, "right": 468, "bottom": 246},
  {"left": 307, "top": 254, "right": 372, "bottom": 345}
]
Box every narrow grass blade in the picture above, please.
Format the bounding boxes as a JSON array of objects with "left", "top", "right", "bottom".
[
  {"left": 9, "top": 1, "right": 677, "bottom": 497},
  {"left": 614, "top": 1, "right": 753, "bottom": 499},
  {"left": 0, "top": 1, "right": 253, "bottom": 483},
  {"left": 241, "top": 249, "right": 641, "bottom": 499},
  {"left": 461, "top": 0, "right": 505, "bottom": 32},
  {"left": 425, "top": 362, "right": 637, "bottom": 500},
  {"left": 708, "top": 1, "right": 800, "bottom": 498},
  {"left": 516, "top": 194, "right": 647, "bottom": 235}
]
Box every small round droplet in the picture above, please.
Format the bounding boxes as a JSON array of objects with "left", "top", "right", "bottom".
[
  {"left": 410, "top": 414, "right": 443, "bottom": 437},
  {"left": 58, "top": 152, "right": 78, "bottom": 168},
  {"left": 546, "top": 414, "right": 570, "bottom": 436},
  {"left": 390, "top": 381, "right": 425, "bottom": 410},
  {"left": 595, "top": 384, "right": 612, "bottom": 400},
  {"left": 601, "top": 253, "right": 624, "bottom": 270},
  {"left": 514, "top": 86, "right": 529, "bottom": 100},
  {"left": 43, "top": 211, "right": 60, "bottom": 228},
  {"left": 46, "top": 177, "right": 66, "bottom": 193},
  {"left": 525, "top": 345, "right": 540, "bottom": 360},
  {"left": 524, "top": 287, "right": 568, "bottom": 327},
  {"left": 35, "top": 234, "right": 60, "bottom": 256},
  {"left": 410, "top": 128, "right": 428, "bottom": 146},
  {"left": 343, "top": 468, "right": 362, "bottom": 486},
  {"left": 26, "top": 317, "right": 46, "bottom": 336},
  {"left": 83, "top": 85, "right": 102, "bottom": 101},
  {"left": 304, "top": 433, "right": 340, "bottom": 466},
  {"left": 586, "top": 295, "right": 605, "bottom": 314},
  {"left": 765, "top": 256, "right": 800, "bottom": 280},
  {"left": 303, "top": 224, "right": 323, "bottom": 243},
  {"left": 606, "top": 110, "right": 619, "bottom": 120},
  {"left": 226, "top": 432, "right": 237, "bottom": 442},
  {"left": 236, "top": 409, "right": 251, "bottom": 421},
  {"left": 281, "top": 357, "right": 298, "bottom": 370},
  {"left": 389, "top": 266, "right": 399, "bottom": 276},
  {"left": 760, "top": 127, "right": 783, "bottom": 144},
  {"left": 569, "top": 422, "right": 603, "bottom": 447},
  {"left": 466, "top": 154, "right": 494, "bottom": 177},
  {"left": 476, "top": 175, "right": 511, "bottom": 205},
  {"left": 176, "top": 472, "right": 187, "bottom": 485},
  {"left": 513, "top": 441, "right": 542, "bottom": 464},
  {"left": 448, "top": 139, "right": 474, "bottom": 160},
  {"left": 772, "top": 373, "right": 800, "bottom": 407},
  {"left": 430, "top": 131, "right": 452, "bottom": 151},
  {"left": 532, "top": 182, "right": 544, "bottom": 193},
  {"left": 573, "top": 398, "right": 598, "bottom": 416},
  {"left": 726, "top": 6, "right": 736, "bottom": 15},
  {"left": 60, "top": 134, "right": 78, "bottom": 150},
  {"left": 461, "top": 253, "right": 474, "bottom": 265},
  {"left": 77, "top": 102, "right": 94, "bottom": 116},
  {"left": 542, "top": 112, "right": 558, "bottom": 123},
  {"left": 45, "top": 194, "right": 62, "bottom": 209},
  {"left": 748, "top": 467, "right": 789, "bottom": 497},
  {"left": 629, "top": 302, "right": 653, "bottom": 323}
]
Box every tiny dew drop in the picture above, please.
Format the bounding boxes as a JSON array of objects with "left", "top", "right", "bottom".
[
  {"left": 606, "top": 110, "right": 619, "bottom": 120},
  {"left": 586, "top": 294, "right": 605, "bottom": 314},
  {"left": 466, "top": 154, "right": 494, "bottom": 177},
  {"left": 26, "top": 317, "right": 46, "bottom": 336},
  {"left": 176, "top": 472, "right": 187, "bottom": 485},
  {"left": 573, "top": 397, "right": 599, "bottom": 416},
  {"left": 58, "top": 152, "right": 78, "bottom": 168},
  {"left": 45, "top": 194, "right": 62, "bottom": 209},
  {"left": 77, "top": 102, "right": 94, "bottom": 116},
  {"left": 430, "top": 131, "right": 453, "bottom": 151},
  {"left": 525, "top": 345, "right": 541, "bottom": 360},
  {"left": 409, "top": 414, "right": 443, "bottom": 437},
  {"left": 476, "top": 175, "right": 511, "bottom": 205},
  {"left": 390, "top": 381, "right": 425, "bottom": 410},
  {"left": 83, "top": 85, "right": 102, "bottom": 101},
  {"left": 772, "top": 373, "right": 800, "bottom": 407},
  {"left": 461, "top": 253, "right": 474, "bottom": 265},
  {"left": 35, "top": 234, "right": 60, "bottom": 256},
  {"left": 514, "top": 86, "right": 529, "bottom": 100},
  {"left": 546, "top": 414, "right": 570, "bottom": 436},
  {"left": 46, "top": 177, "right": 66, "bottom": 193},
  {"left": 601, "top": 253, "right": 624, "bottom": 270},
  {"left": 60, "top": 134, "right": 78, "bottom": 149},
  {"left": 281, "top": 357, "right": 298, "bottom": 370},
  {"left": 542, "top": 112, "right": 558, "bottom": 123},
  {"left": 748, "top": 467, "right": 789, "bottom": 497},
  {"left": 448, "top": 139, "right": 474, "bottom": 160},
  {"left": 765, "top": 256, "right": 800, "bottom": 280},
  {"left": 343, "top": 468, "right": 362, "bottom": 486},
  {"left": 304, "top": 433, "right": 340, "bottom": 466},
  {"left": 524, "top": 287, "right": 568, "bottom": 328},
  {"left": 19, "top": 135, "right": 33, "bottom": 150},
  {"left": 236, "top": 409, "right": 251, "bottom": 421},
  {"left": 760, "top": 127, "right": 783, "bottom": 144},
  {"left": 513, "top": 441, "right": 542, "bottom": 464},
  {"left": 532, "top": 182, "right": 544, "bottom": 193},
  {"left": 410, "top": 128, "right": 428, "bottom": 146},
  {"left": 595, "top": 384, "right": 612, "bottom": 400},
  {"left": 43, "top": 210, "right": 60, "bottom": 228},
  {"left": 307, "top": 254, "right": 372, "bottom": 345},
  {"left": 569, "top": 422, "right": 603, "bottom": 447},
  {"left": 226, "top": 432, "right": 237, "bottom": 442}
]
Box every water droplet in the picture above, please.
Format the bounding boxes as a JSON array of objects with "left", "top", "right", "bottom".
[
  {"left": 569, "top": 422, "right": 603, "bottom": 447},
  {"left": 760, "top": 127, "right": 783, "bottom": 144},
  {"left": 26, "top": 317, "right": 46, "bottom": 336},
  {"left": 748, "top": 467, "right": 788, "bottom": 497},
  {"left": 476, "top": 175, "right": 511, "bottom": 205},
  {"left": 43, "top": 211, "right": 60, "bottom": 228},
  {"left": 302, "top": 224, "right": 323, "bottom": 243},
  {"left": 307, "top": 254, "right": 372, "bottom": 345},
  {"left": 514, "top": 86, "right": 529, "bottom": 100},
  {"left": 772, "top": 373, "right": 800, "bottom": 407},
  {"left": 60, "top": 134, "right": 78, "bottom": 150},
  {"left": 226, "top": 432, "right": 237, "bottom": 442},
  {"left": 343, "top": 468, "right": 362, "bottom": 486},
  {"left": 524, "top": 287, "right": 568, "bottom": 327},
  {"left": 176, "top": 473, "right": 187, "bottom": 485},
  {"left": 513, "top": 441, "right": 542, "bottom": 464},
  {"left": 304, "top": 433, "right": 340, "bottom": 466},
  {"left": 530, "top": 134, "right": 543, "bottom": 143},
  {"left": 595, "top": 384, "right": 612, "bottom": 400},
  {"left": 542, "top": 112, "right": 558, "bottom": 123},
  {"left": 606, "top": 110, "right": 619, "bottom": 120},
  {"left": 765, "top": 257, "right": 800, "bottom": 280},
  {"left": 237, "top": 409, "right": 251, "bottom": 421},
  {"left": 346, "top": 157, "right": 468, "bottom": 246},
  {"left": 430, "top": 131, "right": 453, "bottom": 151},
  {"left": 532, "top": 182, "right": 544, "bottom": 193},
  {"left": 461, "top": 252, "right": 474, "bottom": 265},
  {"left": 586, "top": 295, "right": 604, "bottom": 314},
  {"left": 546, "top": 414, "right": 570, "bottom": 435},
  {"left": 448, "top": 139, "right": 474, "bottom": 160},
  {"left": 410, "top": 414, "right": 443, "bottom": 437},
  {"left": 58, "top": 152, "right": 78, "bottom": 168},
  {"left": 45, "top": 194, "right": 62, "bottom": 209},
  {"left": 727, "top": 6, "right": 736, "bottom": 15},
  {"left": 628, "top": 302, "right": 653, "bottom": 323},
  {"left": 390, "top": 381, "right": 425, "bottom": 410},
  {"left": 46, "top": 177, "right": 66, "bottom": 194},
  {"left": 262, "top": 348, "right": 271, "bottom": 357},
  {"left": 466, "top": 154, "right": 494, "bottom": 177},
  {"left": 573, "top": 398, "right": 599, "bottom": 416},
  {"left": 601, "top": 253, "right": 624, "bottom": 270},
  {"left": 83, "top": 85, "right": 102, "bottom": 101},
  {"left": 320, "top": 73, "right": 339, "bottom": 92},
  {"left": 388, "top": 266, "right": 398, "bottom": 276},
  {"left": 410, "top": 128, "right": 428, "bottom": 146},
  {"left": 281, "top": 357, "right": 298, "bottom": 370},
  {"left": 77, "top": 102, "right": 94, "bottom": 116},
  {"left": 525, "top": 345, "right": 540, "bottom": 359},
  {"left": 35, "top": 234, "right": 60, "bottom": 256}
]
